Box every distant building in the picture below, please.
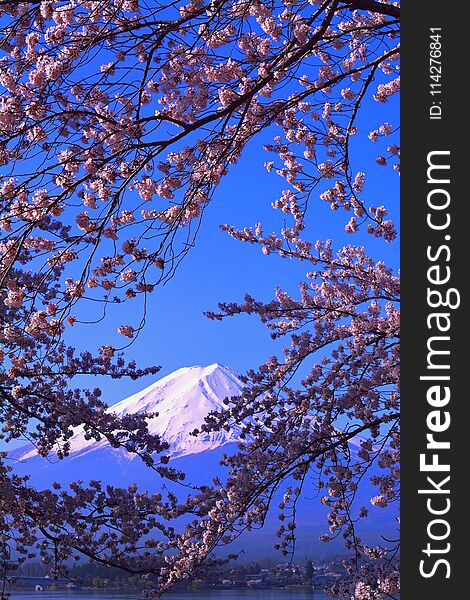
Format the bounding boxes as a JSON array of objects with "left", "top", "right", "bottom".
[{"left": 313, "top": 573, "right": 340, "bottom": 586}]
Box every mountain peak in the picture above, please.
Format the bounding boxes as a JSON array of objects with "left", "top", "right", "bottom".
[{"left": 16, "top": 364, "right": 247, "bottom": 462}]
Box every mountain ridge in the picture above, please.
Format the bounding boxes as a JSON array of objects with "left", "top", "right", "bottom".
[
  {"left": 10, "top": 363, "right": 398, "bottom": 555},
  {"left": 15, "top": 363, "right": 249, "bottom": 462}
]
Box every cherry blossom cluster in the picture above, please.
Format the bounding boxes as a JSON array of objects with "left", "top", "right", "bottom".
[
  {"left": 1, "top": 0, "right": 399, "bottom": 596},
  {"left": 203, "top": 238, "right": 400, "bottom": 598}
]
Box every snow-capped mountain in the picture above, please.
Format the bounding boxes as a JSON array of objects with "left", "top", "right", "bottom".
[
  {"left": 16, "top": 363, "right": 248, "bottom": 462},
  {"left": 11, "top": 363, "right": 398, "bottom": 555}
]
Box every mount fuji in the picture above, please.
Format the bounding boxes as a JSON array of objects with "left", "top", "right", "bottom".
[
  {"left": 16, "top": 363, "right": 248, "bottom": 464},
  {"left": 11, "top": 363, "right": 398, "bottom": 556}
]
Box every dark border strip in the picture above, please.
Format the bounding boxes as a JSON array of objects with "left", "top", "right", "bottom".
[{"left": 401, "top": 3, "right": 466, "bottom": 597}]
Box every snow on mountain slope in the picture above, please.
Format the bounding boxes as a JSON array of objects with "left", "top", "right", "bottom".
[
  {"left": 17, "top": 363, "right": 248, "bottom": 461},
  {"left": 11, "top": 364, "right": 397, "bottom": 552}
]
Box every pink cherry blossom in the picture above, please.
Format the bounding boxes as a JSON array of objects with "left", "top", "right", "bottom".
[{"left": 0, "top": 0, "right": 400, "bottom": 595}]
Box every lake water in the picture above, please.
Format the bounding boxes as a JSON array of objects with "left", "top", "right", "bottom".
[{"left": 8, "top": 590, "right": 329, "bottom": 600}]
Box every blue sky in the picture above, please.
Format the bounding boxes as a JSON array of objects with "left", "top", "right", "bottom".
[
  {"left": 0, "top": 7, "right": 400, "bottom": 413},
  {"left": 66, "top": 95, "right": 400, "bottom": 408}
]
